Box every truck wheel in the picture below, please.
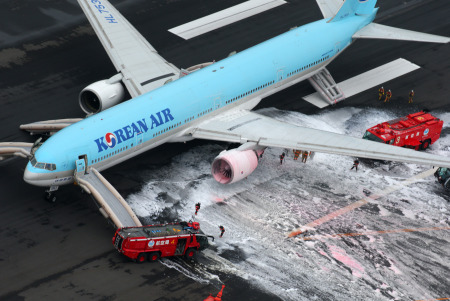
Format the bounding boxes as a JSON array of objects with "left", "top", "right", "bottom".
[
  {"left": 148, "top": 252, "right": 160, "bottom": 262},
  {"left": 185, "top": 248, "right": 197, "bottom": 259},
  {"left": 421, "top": 140, "right": 431, "bottom": 150},
  {"left": 136, "top": 253, "right": 147, "bottom": 263}
]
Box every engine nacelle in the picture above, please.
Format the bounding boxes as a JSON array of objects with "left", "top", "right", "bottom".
[
  {"left": 211, "top": 149, "right": 259, "bottom": 184},
  {"left": 79, "top": 80, "right": 125, "bottom": 114}
]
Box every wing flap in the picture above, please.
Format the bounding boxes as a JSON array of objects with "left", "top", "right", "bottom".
[
  {"left": 192, "top": 110, "right": 450, "bottom": 168},
  {"left": 78, "top": 0, "right": 180, "bottom": 97}
]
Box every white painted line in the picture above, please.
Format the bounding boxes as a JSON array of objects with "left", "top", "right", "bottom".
[
  {"left": 168, "top": 0, "right": 287, "bottom": 40},
  {"left": 303, "top": 58, "right": 420, "bottom": 108}
]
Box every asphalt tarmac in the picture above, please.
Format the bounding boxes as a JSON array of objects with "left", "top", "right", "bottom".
[{"left": 0, "top": 0, "right": 449, "bottom": 300}]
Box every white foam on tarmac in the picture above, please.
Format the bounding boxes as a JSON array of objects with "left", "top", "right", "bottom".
[{"left": 127, "top": 107, "right": 450, "bottom": 300}]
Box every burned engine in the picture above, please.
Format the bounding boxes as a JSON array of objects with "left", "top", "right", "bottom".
[
  {"left": 211, "top": 148, "right": 263, "bottom": 184},
  {"left": 79, "top": 79, "right": 125, "bottom": 114}
]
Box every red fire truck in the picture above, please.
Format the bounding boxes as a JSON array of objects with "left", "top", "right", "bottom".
[
  {"left": 112, "top": 221, "right": 214, "bottom": 263},
  {"left": 362, "top": 111, "right": 443, "bottom": 150}
]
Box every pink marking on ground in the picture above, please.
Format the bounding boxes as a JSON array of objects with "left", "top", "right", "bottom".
[{"left": 329, "top": 245, "right": 365, "bottom": 278}]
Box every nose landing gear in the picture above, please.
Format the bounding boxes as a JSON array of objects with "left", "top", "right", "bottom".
[{"left": 44, "top": 186, "right": 59, "bottom": 203}]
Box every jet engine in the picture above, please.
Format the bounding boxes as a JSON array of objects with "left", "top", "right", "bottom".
[
  {"left": 211, "top": 149, "right": 260, "bottom": 184},
  {"left": 79, "top": 79, "right": 125, "bottom": 114}
]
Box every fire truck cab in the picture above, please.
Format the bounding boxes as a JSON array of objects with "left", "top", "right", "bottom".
[
  {"left": 112, "top": 221, "right": 213, "bottom": 263},
  {"left": 363, "top": 112, "right": 443, "bottom": 150}
]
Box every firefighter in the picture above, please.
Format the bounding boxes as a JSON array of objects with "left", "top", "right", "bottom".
[
  {"left": 409, "top": 90, "right": 414, "bottom": 103},
  {"left": 293, "top": 149, "right": 301, "bottom": 160},
  {"left": 219, "top": 225, "right": 225, "bottom": 238},
  {"left": 280, "top": 152, "right": 285, "bottom": 164},
  {"left": 384, "top": 90, "right": 392, "bottom": 102},
  {"left": 350, "top": 158, "right": 360, "bottom": 171},
  {"left": 301, "top": 150, "right": 309, "bottom": 163},
  {"left": 378, "top": 86, "right": 385, "bottom": 100},
  {"left": 195, "top": 202, "right": 201, "bottom": 215}
]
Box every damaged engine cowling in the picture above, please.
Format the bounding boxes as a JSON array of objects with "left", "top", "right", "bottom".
[
  {"left": 79, "top": 79, "right": 125, "bottom": 114},
  {"left": 211, "top": 148, "right": 263, "bottom": 184}
]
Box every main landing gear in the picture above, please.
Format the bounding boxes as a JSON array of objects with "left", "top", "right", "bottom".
[{"left": 44, "top": 186, "right": 59, "bottom": 203}]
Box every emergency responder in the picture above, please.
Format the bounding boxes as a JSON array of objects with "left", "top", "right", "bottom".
[
  {"left": 350, "top": 158, "right": 360, "bottom": 171},
  {"left": 301, "top": 150, "right": 309, "bottom": 163},
  {"left": 195, "top": 202, "right": 201, "bottom": 215},
  {"left": 384, "top": 90, "right": 392, "bottom": 102},
  {"left": 409, "top": 90, "right": 414, "bottom": 103},
  {"left": 378, "top": 86, "right": 385, "bottom": 100},
  {"left": 293, "top": 149, "right": 301, "bottom": 160},
  {"left": 219, "top": 225, "right": 225, "bottom": 238},
  {"left": 280, "top": 152, "right": 285, "bottom": 164}
]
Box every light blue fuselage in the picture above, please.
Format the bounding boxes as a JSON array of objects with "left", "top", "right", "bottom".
[{"left": 24, "top": 13, "right": 375, "bottom": 187}]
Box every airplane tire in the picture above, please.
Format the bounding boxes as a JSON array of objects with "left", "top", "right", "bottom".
[
  {"left": 136, "top": 253, "right": 147, "bottom": 263},
  {"left": 148, "top": 252, "right": 160, "bottom": 262},
  {"left": 184, "top": 248, "right": 197, "bottom": 259}
]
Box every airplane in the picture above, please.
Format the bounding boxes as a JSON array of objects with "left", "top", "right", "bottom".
[{"left": 1, "top": 0, "right": 449, "bottom": 228}]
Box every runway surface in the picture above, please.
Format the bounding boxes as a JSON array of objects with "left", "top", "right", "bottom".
[{"left": 0, "top": 0, "right": 449, "bottom": 300}]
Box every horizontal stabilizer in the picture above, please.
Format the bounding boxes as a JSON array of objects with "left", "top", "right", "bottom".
[{"left": 353, "top": 23, "right": 450, "bottom": 43}]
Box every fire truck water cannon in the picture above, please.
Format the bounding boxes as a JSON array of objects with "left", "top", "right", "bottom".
[
  {"left": 211, "top": 144, "right": 265, "bottom": 184},
  {"left": 112, "top": 221, "right": 214, "bottom": 263},
  {"left": 362, "top": 111, "right": 443, "bottom": 151}
]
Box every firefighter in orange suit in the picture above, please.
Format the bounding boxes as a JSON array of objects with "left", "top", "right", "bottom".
[
  {"left": 378, "top": 86, "right": 385, "bottom": 100},
  {"left": 280, "top": 152, "right": 285, "bottom": 164},
  {"left": 409, "top": 90, "right": 414, "bottom": 103},
  {"left": 293, "top": 149, "right": 301, "bottom": 160},
  {"left": 219, "top": 226, "right": 225, "bottom": 238},
  {"left": 301, "top": 151, "right": 309, "bottom": 163},
  {"left": 384, "top": 90, "right": 392, "bottom": 102}
]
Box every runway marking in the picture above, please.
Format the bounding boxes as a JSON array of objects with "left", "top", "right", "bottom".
[
  {"left": 416, "top": 298, "right": 450, "bottom": 301},
  {"left": 295, "top": 226, "right": 450, "bottom": 241},
  {"left": 288, "top": 168, "right": 437, "bottom": 238}
]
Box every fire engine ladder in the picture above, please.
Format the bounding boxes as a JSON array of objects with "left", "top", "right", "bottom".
[
  {"left": 74, "top": 164, "right": 142, "bottom": 228},
  {"left": 307, "top": 68, "right": 345, "bottom": 105}
]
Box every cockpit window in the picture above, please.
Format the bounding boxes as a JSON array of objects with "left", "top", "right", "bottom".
[
  {"left": 30, "top": 159, "right": 56, "bottom": 171},
  {"left": 35, "top": 162, "right": 45, "bottom": 169}
]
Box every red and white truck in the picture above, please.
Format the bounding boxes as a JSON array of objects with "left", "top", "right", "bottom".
[
  {"left": 362, "top": 111, "right": 443, "bottom": 150},
  {"left": 112, "top": 221, "right": 214, "bottom": 263}
]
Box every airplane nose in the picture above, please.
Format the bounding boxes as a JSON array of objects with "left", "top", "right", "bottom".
[{"left": 23, "top": 163, "right": 39, "bottom": 185}]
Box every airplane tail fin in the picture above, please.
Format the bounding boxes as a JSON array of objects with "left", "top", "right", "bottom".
[
  {"left": 329, "top": 0, "right": 377, "bottom": 22},
  {"left": 353, "top": 23, "right": 450, "bottom": 44}
]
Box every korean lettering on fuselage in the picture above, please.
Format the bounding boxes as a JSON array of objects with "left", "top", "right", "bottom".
[{"left": 94, "top": 108, "right": 174, "bottom": 153}]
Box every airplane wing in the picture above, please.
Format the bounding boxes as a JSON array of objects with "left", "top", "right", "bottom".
[
  {"left": 315, "top": 0, "right": 344, "bottom": 19},
  {"left": 189, "top": 110, "right": 450, "bottom": 168},
  {"left": 77, "top": 0, "right": 180, "bottom": 98}
]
